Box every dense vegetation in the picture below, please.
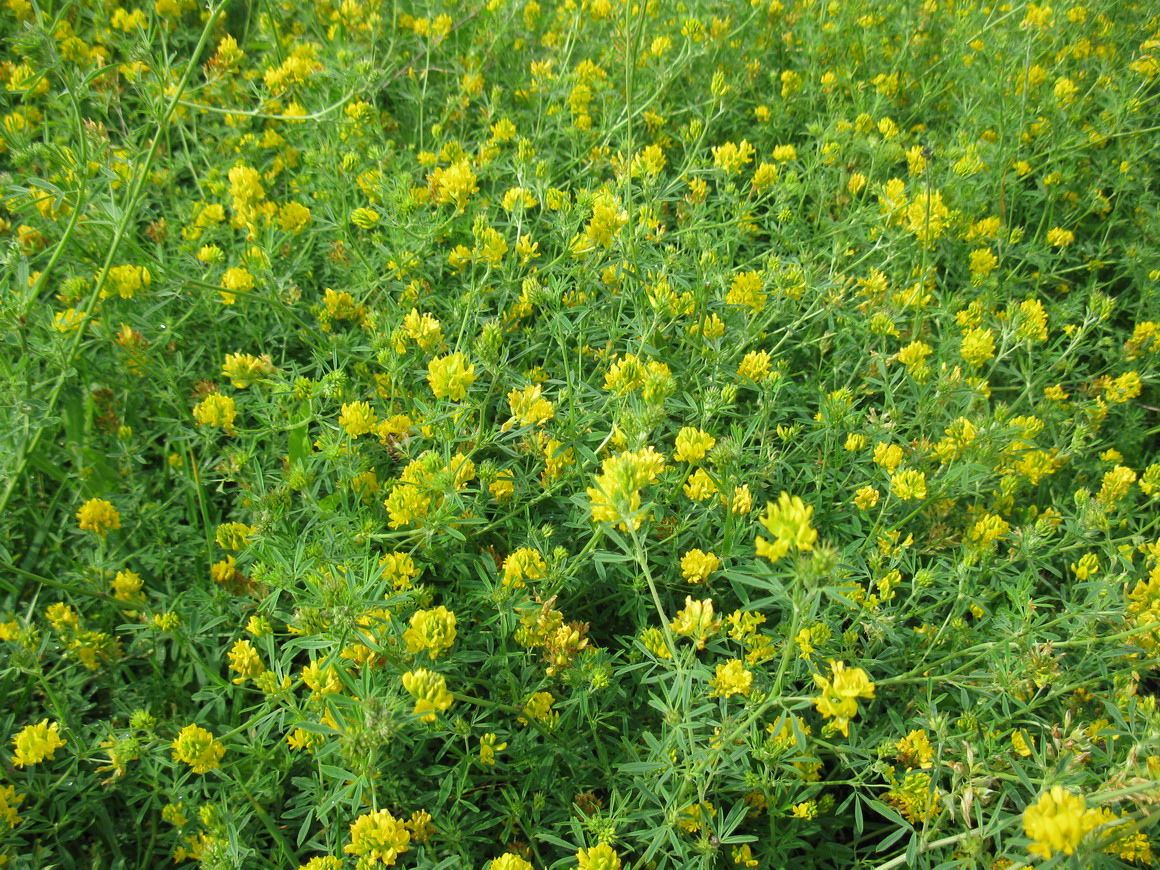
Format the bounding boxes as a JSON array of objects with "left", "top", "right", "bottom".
[{"left": 2, "top": 0, "right": 1160, "bottom": 867}]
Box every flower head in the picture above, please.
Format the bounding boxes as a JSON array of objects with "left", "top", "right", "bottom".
[
  {"left": 345, "top": 808, "right": 411, "bottom": 866},
  {"left": 402, "top": 669, "right": 454, "bottom": 722},
  {"left": 193, "top": 393, "right": 237, "bottom": 432},
  {"left": 577, "top": 842, "right": 621, "bottom": 870},
  {"left": 755, "top": 492, "right": 817, "bottom": 562},
  {"left": 77, "top": 498, "right": 121, "bottom": 535},
  {"left": 403, "top": 606, "right": 458, "bottom": 659},
  {"left": 427, "top": 352, "right": 476, "bottom": 401},
  {"left": 1022, "top": 786, "right": 1103, "bottom": 860},
  {"left": 669, "top": 596, "right": 721, "bottom": 649},
  {"left": 11, "top": 720, "right": 66, "bottom": 767},
  {"left": 709, "top": 659, "right": 754, "bottom": 698},
  {"left": 813, "top": 661, "right": 875, "bottom": 737},
  {"left": 171, "top": 724, "right": 225, "bottom": 774},
  {"left": 674, "top": 428, "right": 716, "bottom": 464}
]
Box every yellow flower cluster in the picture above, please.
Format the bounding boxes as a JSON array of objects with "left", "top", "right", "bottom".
[
  {"left": 345, "top": 808, "right": 410, "bottom": 866},
  {"left": 171, "top": 724, "right": 225, "bottom": 774},
  {"left": 401, "top": 669, "right": 454, "bottom": 722},
  {"left": 193, "top": 393, "right": 237, "bottom": 432},
  {"left": 586, "top": 447, "right": 666, "bottom": 531},
  {"left": 504, "top": 384, "right": 555, "bottom": 429},
  {"left": 403, "top": 606, "right": 458, "bottom": 659},
  {"left": 11, "top": 719, "right": 66, "bottom": 767},
  {"left": 1021, "top": 786, "right": 1103, "bottom": 860},
  {"left": 502, "top": 547, "right": 547, "bottom": 588},
  {"left": 755, "top": 492, "right": 817, "bottom": 562},
  {"left": 576, "top": 842, "right": 621, "bottom": 870},
  {"left": 680, "top": 549, "right": 719, "bottom": 583},
  {"left": 709, "top": 659, "right": 754, "bottom": 698},
  {"left": 669, "top": 596, "right": 720, "bottom": 649},
  {"left": 812, "top": 661, "right": 875, "bottom": 737},
  {"left": 77, "top": 497, "right": 121, "bottom": 535},
  {"left": 427, "top": 351, "right": 476, "bottom": 401}
]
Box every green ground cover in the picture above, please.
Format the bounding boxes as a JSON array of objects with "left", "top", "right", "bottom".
[{"left": 2, "top": 0, "right": 1160, "bottom": 867}]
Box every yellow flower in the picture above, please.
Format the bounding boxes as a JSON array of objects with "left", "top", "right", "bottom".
[
  {"left": 711, "top": 139, "right": 755, "bottom": 174},
  {"left": 502, "top": 547, "right": 547, "bottom": 588},
  {"left": 153, "top": 611, "right": 180, "bottom": 632},
  {"left": 680, "top": 549, "right": 720, "bottom": 584},
  {"left": 732, "top": 844, "right": 758, "bottom": 866},
  {"left": 403, "top": 606, "right": 458, "bottom": 658},
  {"left": 77, "top": 498, "right": 121, "bottom": 535},
  {"left": 1046, "top": 227, "right": 1075, "bottom": 247},
  {"left": 1104, "top": 371, "right": 1142, "bottom": 404},
  {"left": 11, "top": 719, "right": 66, "bottom": 767},
  {"left": 490, "top": 855, "right": 533, "bottom": 870},
  {"left": 890, "top": 469, "right": 927, "bottom": 501},
  {"left": 111, "top": 569, "right": 144, "bottom": 602},
  {"left": 730, "top": 485, "right": 753, "bottom": 514},
  {"left": 384, "top": 483, "right": 431, "bottom": 529},
  {"left": 0, "top": 783, "right": 24, "bottom": 829},
  {"left": 505, "top": 385, "right": 555, "bottom": 429},
  {"left": 170, "top": 724, "right": 225, "bottom": 774},
  {"left": 193, "top": 393, "right": 237, "bottom": 432},
  {"left": 227, "top": 639, "right": 265, "bottom": 684},
  {"left": 896, "top": 340, "right": 932, "bottom": 379},
  {"left": 479, "top": 732, "right": 508, "bottom": 765},
  {"left": 873, "top": 442, "right": 904, "bottom": 472},
  {"left": 427, "top": 352, "right": 476, "bottom": 400},
  {"left": 345, "top": 808, "right": 411, "bottom": 866},
  {"left": 640, "top": 627, "right": 672, "bottom": 659},
  {"left": 755, "top": 492, "right": 817, "bottom": 562},
  {"left": 969, "top": 247, "right": 998, "bottom": 281},
  {"left": 222, "top": 352, "right": 275, "bottom": 388},
  {"left": 906, "top": 189, "right": 950, "bottom": 244},
  {"left": 726, "top": 271, "right": 766, "bottom": 312},
  {"left": 683, "top": 468, "right": 718, "bottom": 501},
  {"left": 53, "top": 307, "right": 89, "bottom": 332},
  {"left": 101, "top": 264, "right": 151, "bottom": 300},
  {"left": 1022, "top": 786, "right": 1103, "bottom": 860},
  {"left": 215, "top": 522, "right": 256, "bottom": 550},
  {"left": 1071, "top": 552, "right": 1098, "bottom": 580},
  {"left": 1098, "top": 465, "right": 1137, "bottom": 506},
  {"left": 519, "top": 691, "right": 559, "bottom": 728},
  {"left": 709, "top": 659, "right": 754, "bottom": 698},
  {"left": 402, "top": 669, "right": 453, "bottom": 722},
  {"left": 219, "top": 266, "right": 255, "bottom": 305},
  {"left": 812, "top": 661, "right": 875, "bottom": 737},
  {"left": 339, "top": 401, "right": 377, "bottom": 437},
  {"left": 736, "top": 350, "right": 772, "bottom": 382},
  {"left": 673, "top": 427, "right": 715, "bottom": 463},
  {"left": 428, "top": 158, "right": 478, "bottom": 210},
  {"left": 678, "top": 800, "right": 717, "bottom": 832},
  {"left": 397, "top": 309, "right": 443, "bottom": 353},
  {"left": 669, "top": 596, "right": 721, "bottom": 649},
  {"left": 576, "top": 842, "right": 621, "bottom": 870},
  {"left": 960, "top": 326, "right": 995, "bottom": 367},
  {"left": 896, "top": 729, "right": 935, "bottom": 769},
  {"left": 1011, "top": 729, "right": 1035, "bottom": 757},
  {"left": 587, "top": 447, "right": 667, "bottom": 531},
  {"left": 277, "top": 201, "right": 311, "bottom": 234},
  {"left": 379, "top": 551, "right": 421, "bottom": 591},
  {"left": 854, "top": 486, "right": 880, "bottom": 510},
  {"left": 1016, "top": 298, "right": 1049, "bottom": 342},
  {"left": 350, "top": 207, "right": 381, "bottom": 229},
  {"left": 969, "top": 513, "right": 1009, "bottom": 547},
  {"left": 302, "top": 659, "right": 343, "bottom": 696},
  {"left": 298, "top": 857, "right": 342, "bottom": 870}
]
